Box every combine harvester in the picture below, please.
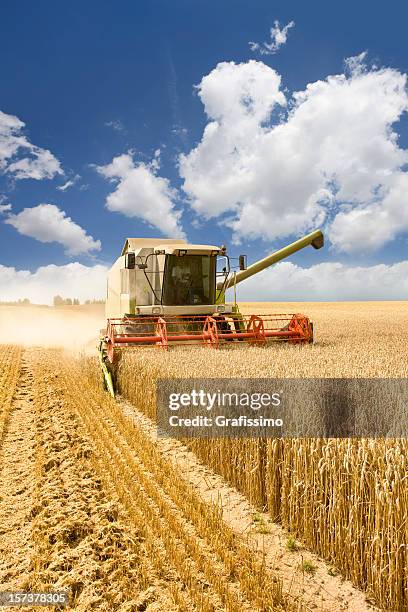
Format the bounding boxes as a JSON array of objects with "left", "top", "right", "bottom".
[{"left": 99, "top": 230, "right": 324, "bottom": 395}]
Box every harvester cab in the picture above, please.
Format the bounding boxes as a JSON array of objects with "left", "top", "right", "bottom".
[{"left": 99, "top": 230, "right": 323, "bottom": 395}]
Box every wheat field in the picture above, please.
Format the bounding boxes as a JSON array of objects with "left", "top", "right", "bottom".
[
  {"left": 1, "top": 346, "right": 309, "bottom": 611},
  {"left": 113, "top": 301, "right": 408, "bottom": 611},
  {"left": 0, "top": 345, "right": 22, "bottom": 441},
  {"left": 0, "top": 302, "right": 406, "bottom": 610}
]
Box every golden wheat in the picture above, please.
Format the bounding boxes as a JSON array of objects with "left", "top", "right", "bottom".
[
  {"left": 26, "top": 349, "right": 176, "bottom": 612},
  {"left": 112, "top": 301, "right": 408, "bottom": 610},
  {"left": 40, "top": 349, "right": 303, "bottom": 611}
]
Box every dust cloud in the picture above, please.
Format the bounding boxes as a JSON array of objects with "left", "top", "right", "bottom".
[{"left": 0, "top": 305, "right": 105, "bottom": 352}]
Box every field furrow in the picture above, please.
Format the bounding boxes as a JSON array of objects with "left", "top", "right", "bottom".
[
  {"left": 0, "top": 351, "right": 36, "bottom": 591},
  {"left": 0, "top": 345, "right": 22, "bottom": 444},
  {"left": 25, "top": 348, "right": 196, "bottom": 611},
  {"left": 53, "top": 351, "right": 299, "bottom": 611}
]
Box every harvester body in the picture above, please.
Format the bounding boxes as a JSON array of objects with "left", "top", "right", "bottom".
[
  {"left": 100, "top": 230, "right": 324, "bottom": 391},
  {"left": 106, "top": 230, "right": 323, "bottom": 319}
]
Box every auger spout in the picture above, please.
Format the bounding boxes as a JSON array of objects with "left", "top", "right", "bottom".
[{"left": 223, "top": 229, "right": 324, "bottom": 290}]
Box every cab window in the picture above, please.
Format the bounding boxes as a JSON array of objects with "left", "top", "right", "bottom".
[{"left": 162, "top": 255, "right": 216, "bottom": 305}]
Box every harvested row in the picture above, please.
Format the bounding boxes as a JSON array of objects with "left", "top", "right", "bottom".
[
  {"left": 0, "top": 344, "right": 22, "bottom": 443},
  {"left": 0, "top": 349, "right": 36, "bottom": 593},
  {"left": 41, "top": 350, "right": 305, "bottom": 611},
  {"left": 25, "top": 348, "right": 183, "bottom": 611},
  {"left": 114, "top": 342, "right": 408, "bottom": 611}
]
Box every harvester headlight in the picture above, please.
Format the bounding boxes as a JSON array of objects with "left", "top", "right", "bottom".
[
  {"left": 217, "top": 305, "right": 226, "bottom": 313},
  {"left": 152, "top": 306, "right": 162, "bottom": 314}
]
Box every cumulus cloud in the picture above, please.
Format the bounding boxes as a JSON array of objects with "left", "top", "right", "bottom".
[
  {"left": 232, "top": 260, "right": 408, "bottom": 301},
  {"left": 0, "top": 201, "right": 11, "bottom": 213},
  {"left": 1, "top": 259, "right": 405, "bottom": 306},
  {"left": 57, "top": 174, "right": 81, "bottom": 191},
  {"left": 0, "top": 262, "right": 107, "bottom": 305},
  {"left": 249, "top": 20, "right": 295, "bottom": 55},
  {"left": 0, "top": 110, "right": 62, "bottom": 180},
  {"left": 179, "top": 56, "right": 408, "bottom": 252},
  {"left": 328, "top": 171, "right": 408, "bottom": 252},
  {"left": 180, "top": 60, "right": 286, "bottom": 218},
  {"left": 96, "top": 151, "right": 185, "bottom": 238},
  {"left": 105, "top": 119, "right": 125, "bottom": 132},
  {"left": 4, "top": 204, "right": 101, "bottom": 255},
  {"left": 344, "top": 51, "right": 368, "bottom": 75}
]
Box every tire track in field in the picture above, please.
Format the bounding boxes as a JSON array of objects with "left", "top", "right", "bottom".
[
  {"left": 28, "top": 348, "right": 190, "bottom": 612},
  {"left": 58, "top": 365, "right": 257, "bottom": 611},
  {"left": 0, "top": 349, "right": 36, "bottom": 590},
  {"left": 0, "top": 345, "right": 22, "bottom": 444},
  {"left": 117, "top": 395, "right": 379, "bottom": 612},
  {"left": 58, "top": 353, "right": 303, "bottom": 612}
]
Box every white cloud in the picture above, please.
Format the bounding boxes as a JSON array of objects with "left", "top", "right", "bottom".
[
  {"left": 180, "top": 60, "right": 286, "bottom": 218},
  {"left": 249, "top": 20, "right": 295, "bottom": 55},
  {"left": 57, "top": 174, "right": 81, "bottom": 191},
  {"left": 179, "top": 57, "right": 408, "bottom": 252},
  {"left": 4, "top": 204, "right": 101, "bottom": 255},
  {"left": 105, "top": 119, "right": 125, "bottom": 132},
  {"left": 232, "top": 260, "right": 408, "bottom": 301},
  {"left": 96, "top": 152, "right": 185, "bottom": 238},
  {"left": 172, "top": 126, "right": 188, "bottom": 137},
  {"left": 1, "top": 259, "right": 405, "bottom": 307},
  {"left": 0, "top": 110, "right": 62, "bottom": 180},
  {"left": 328, "top": 172, "right": 408, "bottom": 252},
  {"left": 0, "top": 262, "right": 107, "bottom": 305},
  {"left": 344, "top": 51, "right": 368, "bottom": 75},
  {"left": 0, "top": 202, "right": 11, "bottom": 214}
]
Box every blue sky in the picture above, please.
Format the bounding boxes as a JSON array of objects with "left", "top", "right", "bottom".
[{"left": 0, "top": 0, "right": 407, "bottom": 302}]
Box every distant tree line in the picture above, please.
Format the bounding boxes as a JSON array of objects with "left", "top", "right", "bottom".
[
  {"left": 0, "top": 297, "right": 105, "bottom": 306},
  {"left": 53, "top": 295, "right": 80, "bottom": 306},
  {"left": 0, "top": 298, "right": 31, "bottom": 305},
  {"left": 53, "top": 296, "right": 105, "bottom": 306}
]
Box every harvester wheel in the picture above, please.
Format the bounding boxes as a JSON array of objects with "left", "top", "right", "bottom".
[
  {"left": 98, "top": 340, "right": 116, "bottom": 397},
  {"left": 102, "top": 369, "right": 108, "bottom": 391},
  {"left": 102, "top": 361, "right": 115, "bottom": 397},
  {"left": 217, "top": 316, "right": 234, "bottom": 341},
  {"left": 230, "top": 316, "right": 245, "bottom": 341}
]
